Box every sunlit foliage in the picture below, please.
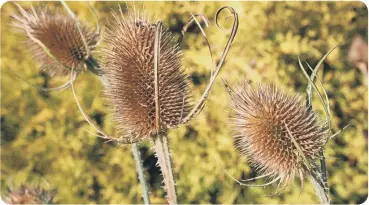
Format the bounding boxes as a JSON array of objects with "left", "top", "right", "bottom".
[{"left": 1, "top": 1, "right": 367, "bottom": 204}]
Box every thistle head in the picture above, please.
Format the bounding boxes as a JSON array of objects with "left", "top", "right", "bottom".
[
  {"left": 12, "top": 4, "right": 100, "bottom": 77},
  {"left": 4, "top": 185, "right": 56, "bottom": 204},
  {"left": 101, "top": 10, "right": 191, "bottom": 143},
  {"left": 228, "top": 81, "right": 329, "bottom": 187}
]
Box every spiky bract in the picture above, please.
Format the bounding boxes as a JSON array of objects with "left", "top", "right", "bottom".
[
  {"left": 12, "top": 5, "right": 99, "bottom": 76},
  {"left": 4, "top": 185, "right": 55, "bottom": 204},
  {"left": 229, "top": 82, "right": 328, "bottom": 186},
  {"left": 102, "top": 11, "right": 191, "bottom": 143}
]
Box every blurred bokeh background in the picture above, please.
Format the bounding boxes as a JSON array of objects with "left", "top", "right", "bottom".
[{"left": 1, "top": 1, "right": 368, "bottom": 204}]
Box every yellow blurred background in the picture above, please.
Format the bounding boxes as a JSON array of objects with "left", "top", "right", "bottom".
[{"left": 1, "top": 1, "right": 367, "bottom": 204}]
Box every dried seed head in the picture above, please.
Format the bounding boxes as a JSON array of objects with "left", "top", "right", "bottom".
[
  {"left": 12, "top": 5, "right": 99, "bottom": 77},
  {"left": 229, "top": 82, "right": 329, "bottom": 186},
  {"left": 4, "top": 185, "right": 56, "bottom": 204},
  {"left": 102, "top": 11, "right": 191, "bottom": 142}
]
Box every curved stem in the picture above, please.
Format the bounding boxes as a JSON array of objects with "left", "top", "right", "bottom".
[
  {"left": 132, "top": 143, "right": 151, "bottom": 205},
  {"left": 213, "top": 155, "right": 280, "bottom": 187},
  {"left": 4, "top": 63, "right": 75, "bottom": 92},
  {"left": 181, "top": 6, "right": 239, "bottom": 123}
]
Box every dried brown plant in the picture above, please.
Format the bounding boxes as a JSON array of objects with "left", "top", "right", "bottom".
[
  {"left": 228, "top": 82, "right": 329, "bottom": 189},
  {"left": 101, "top": 10, "right": 192, "bottom": 143},
  {"left": 4, "top": 185, "right": 56, "bottom": 204},
  {"left": 12, "top": 4, "right": 100, "bottom": 77},
  {"left": 69, "top": 6, "right": 238, "bottom": 204}
]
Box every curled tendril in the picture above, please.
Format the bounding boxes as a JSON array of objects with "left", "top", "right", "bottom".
[
  {"left": 181, "top": 6, "right": 239, "bottom": 123},
  {"left": 178, "top": 13, "right": 209, "bottom": 44},
  {"left": 216, "top": 6, "right": 239, "bottom": 32},
  {"left": 87, "top": 2, "right": 103, "bottom": 48},
  {"left": 178, "top": 12, "right": 215, "bottom": 80}
]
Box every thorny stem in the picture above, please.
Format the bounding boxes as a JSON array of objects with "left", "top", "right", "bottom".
[
  {"left": 181, "top": 6, "right": 239, "bottom": 123},
  {"left": 301, "top": 50, "right": 340, "bottom": 203},
  {"left": 153, "top": 133, "right": 177, "bottom": 204},
  {"left": 153, "top": 21, "right": 178, "bottom": 204},
  {"left": 132, "top": 144, "right": 151, "bottom": 205},
  {"left": 319, "top": 149, "right": 328, "bottom": 191},
  {"left": 305, "top": 62, "right": 330, "bottom": 194},
  {"left": 309, "top": 175, "right": 330, "bottom": 204}
]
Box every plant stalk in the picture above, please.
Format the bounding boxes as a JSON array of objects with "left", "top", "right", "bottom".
[
  {"left": 132, "top": 143, "right": 150, "bottom": 205},
  {"left": 302, "top": 57, "right": 330, "bottom": 203},
  {"left": 153, "top": 133, "right": 177, "bottom": 204},
  {"left": 309, "top": 175, "right": 330, "bottom": 204},
  {"left": 319, "top": 149, "right": 328, "bottom": 192}
]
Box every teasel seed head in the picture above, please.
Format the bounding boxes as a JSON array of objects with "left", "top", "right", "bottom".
[
  {"left": 4, "top": 185, "right": 56, "bottom": 204},
  {"left": 229, "top": 81, "right": 329, "bottom": 187},
  {"left": 12, "top": 4, "right": 100, "bottom": 77},
  {"left": 101, "top": 11, "right": 191, "bottom": 142}
]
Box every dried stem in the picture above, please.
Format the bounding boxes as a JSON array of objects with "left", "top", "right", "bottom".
[
  {"left": 178, "top": 13, "right": 214, "bottom": 78},
  {"left": 4, "top": 63, "right": 75, "bottom": 92},
  {"left": 153, "top": 133, "right": 177, "bottom": 204},
  {"left": 181, "top": 6, "right": 239, "bottom": 123},
  {"left": 132, "top": 144, "right": 151, "bottom": 205},
  {"left": 299, "top": 43, "right": 346, "bottom": 203},
  {"left": 153, "top": 21, "right": 177, "bottom": 204},
  {"left": 309, "top": 175, "right": 330, "bottom": 204},
  {"left": 154, "top": 21, "right": 163, "bottom": 131}
]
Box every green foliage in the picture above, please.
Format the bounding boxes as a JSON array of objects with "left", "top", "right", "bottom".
[{"left": 1, "top": 1, "right": 367, "bottom": 204}]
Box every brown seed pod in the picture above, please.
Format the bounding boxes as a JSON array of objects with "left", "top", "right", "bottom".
[
  {"left": 4, "top": 185, "right": 56, "bottom": 204},
  {"left": 11, "top": 4, "right": 100, "bottom": 77},
  {"left": 101, "top": 10, "right": 192, "bottom": 142},
  {"left": 228, "top": 81, "right": 329, "bottom": 187}
]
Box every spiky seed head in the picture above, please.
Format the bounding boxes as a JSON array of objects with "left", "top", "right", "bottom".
[
  {"left": 102, "top": 11, "right": 191, "bottom": 142},
  {"left": 12, "top": 5, "right": 99, "bottom": 77},
  {"left": 4, "top": 185, "right": 56, "bottom": 204},
  {"left": 229, "top": 82, "right": 329, "bottom": 186}
]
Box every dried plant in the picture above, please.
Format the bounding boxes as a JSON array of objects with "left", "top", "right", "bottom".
[
  {"left": 11, "top": 3, "right": 101, "bottom": 77},
  {"left": 10, "top": 3, "right": 152, "bottom": 204},
  {"left": 213, "top": 43, "right": 350, "bottom": 204},
  {"left": 71, "top": 5, "right": 238, "bottom": 204},
  {"left": 227, "top": 82, "right": 329, "bottom": 189},
  {"left": 101, "top": 11, "right": 191, "bottom": 142},
  {"left": 100, "top": 10, "right": 192, "bottom": 204},
  {"left": 4, "top": 185, "right": 56, "bottom": 204}
]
